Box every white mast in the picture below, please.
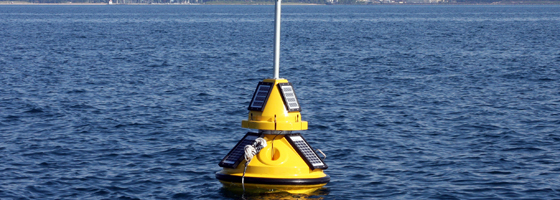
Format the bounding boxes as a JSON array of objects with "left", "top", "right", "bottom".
[{"left": 273, "top": 0, "right": 282, "bottom": 79}]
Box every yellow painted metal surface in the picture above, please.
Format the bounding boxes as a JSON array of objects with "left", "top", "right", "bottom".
[{"left": 217, "top": 134, "right": 327, "bottom": 179}]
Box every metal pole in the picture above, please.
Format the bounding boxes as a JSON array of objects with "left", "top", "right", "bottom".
[{"left": 273, "top": 0, "right": 281, "bottom": 79}]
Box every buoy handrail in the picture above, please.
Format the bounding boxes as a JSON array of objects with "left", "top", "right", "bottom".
[{"left": 317, "top": 149, "right": 327, "bottom": 161}]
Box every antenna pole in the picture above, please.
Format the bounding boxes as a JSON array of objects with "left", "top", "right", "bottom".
[{"left": 273, "top": 0, "right": 281, "bottom": 79}]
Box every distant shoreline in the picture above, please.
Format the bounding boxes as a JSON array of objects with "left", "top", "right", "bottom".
[
  {"left": 2, "top": 1, "right": 560, "bottom": 5},
  {"left": 0, "top": 1, "right": 321, "bottom": 5},
  {"left": 0, "top": 2, "right": 316, "bottom": 5}
]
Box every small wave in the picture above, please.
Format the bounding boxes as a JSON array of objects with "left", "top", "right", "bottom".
[
  {"left": 360, "top": 56, "right": 384, "bottom": 63},
  {"left": 24, "top": 108, "right": 44, "bottom": 113},
  {"left": 67, "top": 89, "right": 87, "bottom": 93},
  {"left": 486, "top": 171, "right": 513, "bottom": 175},
  {"left": 502, "top": 147, "right": 544, "bottom": 152}
]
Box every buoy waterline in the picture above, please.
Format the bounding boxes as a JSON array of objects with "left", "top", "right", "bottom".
[{"left": 215, "top": 0, "right": 330, "bottom": 195}]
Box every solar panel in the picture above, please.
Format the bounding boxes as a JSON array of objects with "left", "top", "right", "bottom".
[
  {"left": 278, "top": 82, "right": 301, "bottom": 112},
  {"left": 248, "top": 82, "right": 274, "bottom": 111},
  {"left": 219, "top": 132, "right": 261, "bottom": 168},
  {"left": 285, "top": 134, "right": 328, "bottom": 170}
]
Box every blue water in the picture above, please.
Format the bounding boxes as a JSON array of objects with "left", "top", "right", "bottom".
[{"left": 1, "top": 5, "right": 560, "bottom": 199}]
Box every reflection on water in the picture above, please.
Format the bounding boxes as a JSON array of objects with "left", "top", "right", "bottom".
[{"left": 220, "top": 187, "right": 330, "bottom": 200}]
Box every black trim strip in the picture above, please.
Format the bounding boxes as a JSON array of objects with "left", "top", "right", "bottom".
[{"left": 216, "top": 173, "right": 330, "bottom": 185}]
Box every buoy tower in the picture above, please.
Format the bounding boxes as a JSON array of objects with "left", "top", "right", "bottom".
[{"left": 215, "top": 0, "right": 329, "bottom": 194}]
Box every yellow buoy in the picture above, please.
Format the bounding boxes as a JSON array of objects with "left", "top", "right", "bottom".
[
  {"left": 216, "top": 0, "right": 329, "bottom": 194},
  {"left": 216, "top": 79, "right": 329, "bottom": 194}
]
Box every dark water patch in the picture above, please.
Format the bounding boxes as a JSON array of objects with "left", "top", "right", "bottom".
[
  {"left": 67, "top": 89, "right": 87, "bottom": 94},
  {"left": 502, "top": 147, "right": 544, "bottom": 152},
  {"left": 485, "top": 171, "right": 513, "bottom": 175},
  {"left": 172, "top": 192, "right": 195, "bottom": 199},
  {"left": 24, "top": 108, "right": 44, "bottom": 114}
]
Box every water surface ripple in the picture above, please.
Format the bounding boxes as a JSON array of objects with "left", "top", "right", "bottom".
[{"left": 1, "top": 5, "right": 560, "bottom": 199}]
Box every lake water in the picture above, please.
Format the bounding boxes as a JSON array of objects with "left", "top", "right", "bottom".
[{"left": 1, "top": 5, "right": 560, "bottom": 199}]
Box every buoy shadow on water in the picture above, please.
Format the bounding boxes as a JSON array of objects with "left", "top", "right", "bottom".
[{"left": 219, "top": 183, "right": 330, "bottom": 199}]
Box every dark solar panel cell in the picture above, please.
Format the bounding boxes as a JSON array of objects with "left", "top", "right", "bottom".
[
  {"left": 278, "top": 83, "right": 301, "bottom": 112},
  {"left": 248, "top": 82, "right": 274, "bottom": 111},
  {"left": 286, "top": 133, "right": 327, "bottom": 170}
]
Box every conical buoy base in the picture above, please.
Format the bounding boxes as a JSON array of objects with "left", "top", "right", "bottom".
[{"left": 216, "top": 134, "right": 329, "bottom": 194}]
